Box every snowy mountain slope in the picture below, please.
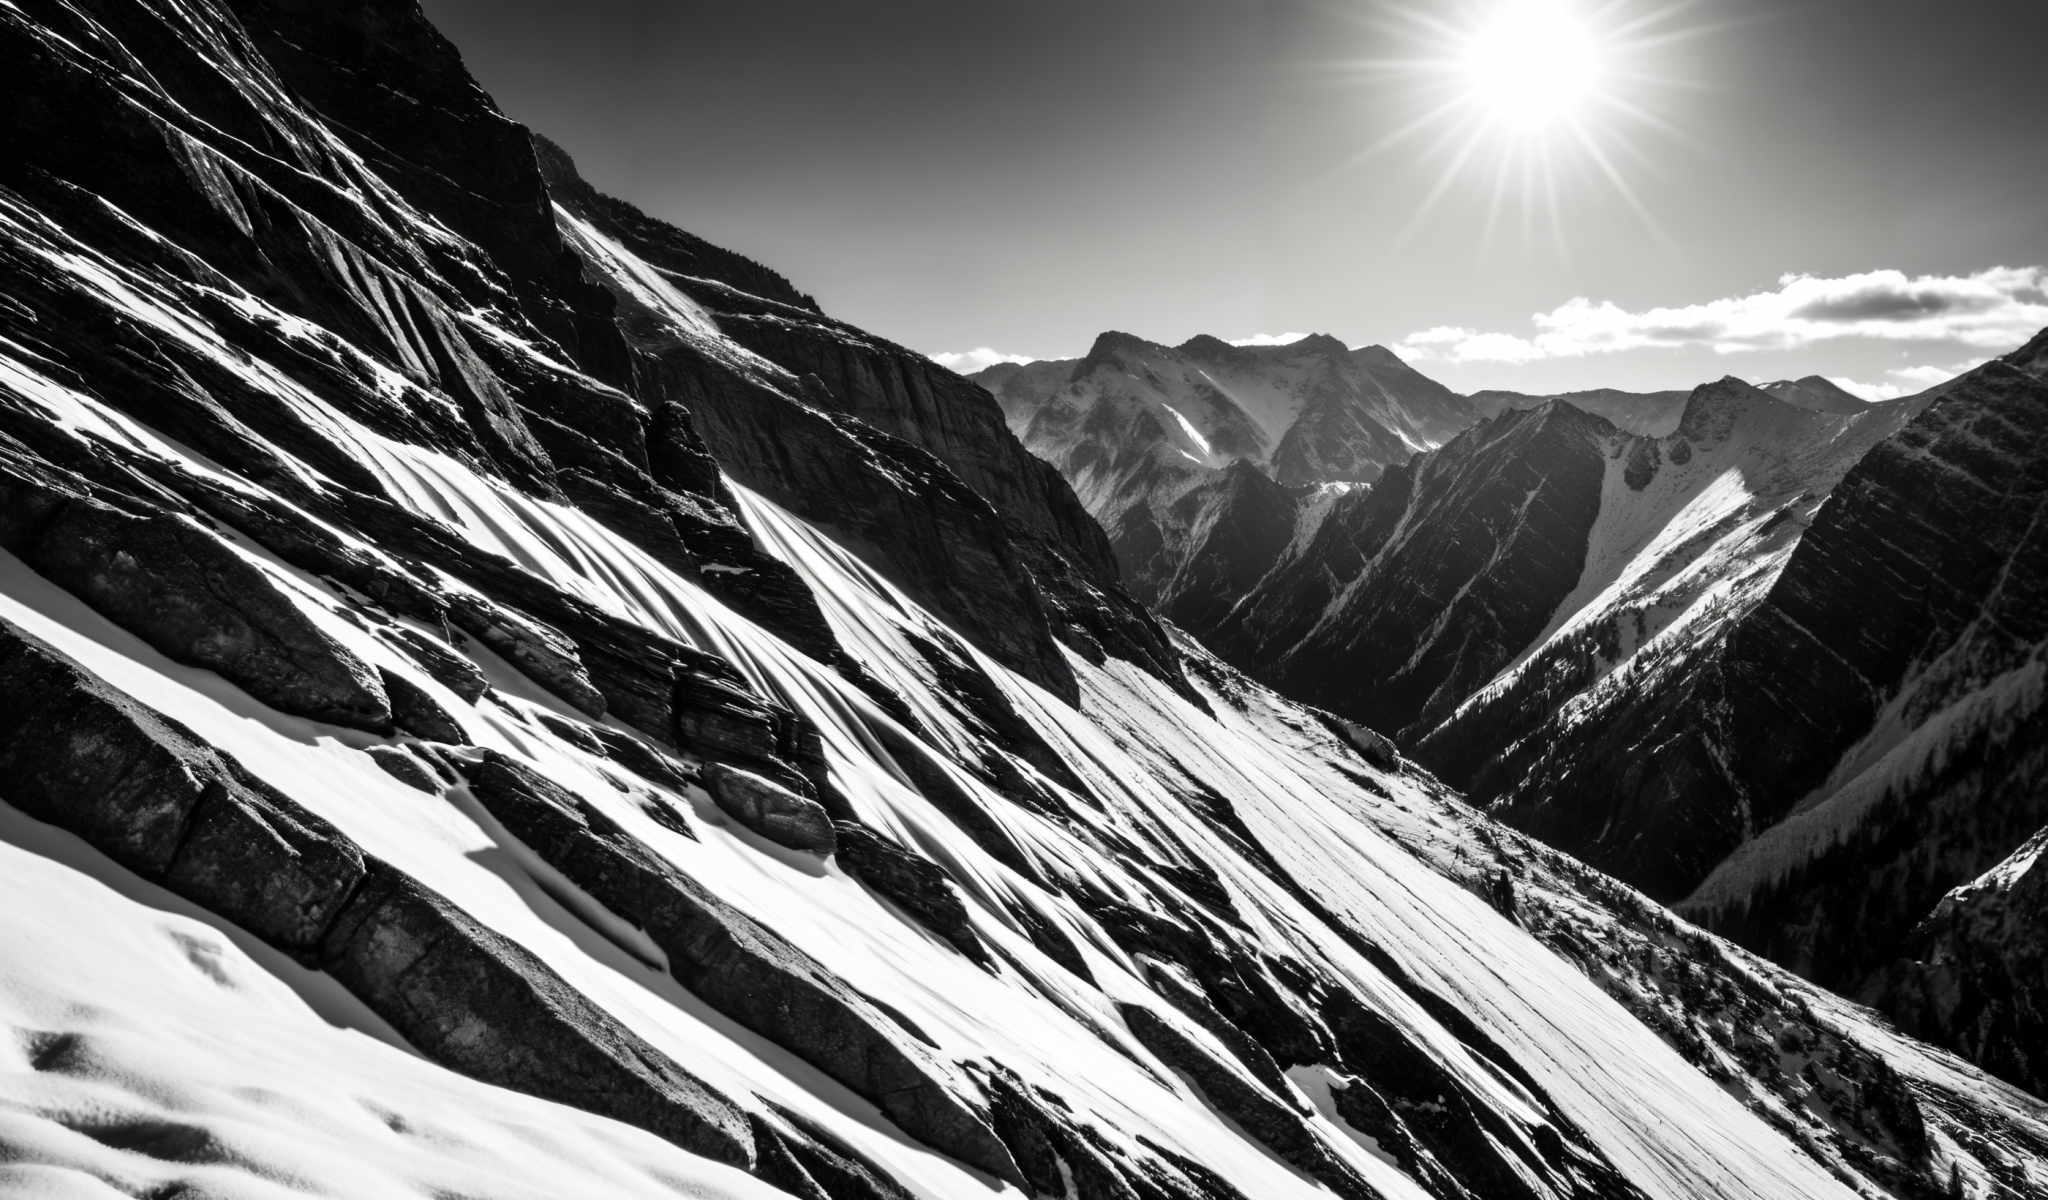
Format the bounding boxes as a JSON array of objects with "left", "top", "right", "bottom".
[
  {"left": 1, "top": 3, "right": 2045, "bottom": 1200},
  {"left": 1662, "top": 343, "right": 2048, "bottom": 1094},
  {"left": 1420, "top": 381, "right": 1924, "bottom": 838},
  {"left": 0, "top": 2, "right": 2039, "bottom": 1195},
  {"left": 1113, "top": 337, "right": 2048, "bottom": 1100}
]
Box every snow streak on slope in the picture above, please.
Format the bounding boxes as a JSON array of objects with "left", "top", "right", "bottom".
[
  {"left": 0, "top": 289, "right": 1947, "bottom": 1197},
  {"left": 0, "top": 805, "right": 783, "bottom": 1200},
  {"left": 735, "top": 477, "right": 1867, "bottom": 1200}
]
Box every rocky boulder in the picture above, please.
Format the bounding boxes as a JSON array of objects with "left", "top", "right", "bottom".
[
  {"left": 833, "top": 821, "right": 986, "bottom": 963},
  {"left": 703, "top": 762, "right": 836, "bottom": 855},
  {"left": 0, "top": 461, "right": 391, "bottom": 731}
]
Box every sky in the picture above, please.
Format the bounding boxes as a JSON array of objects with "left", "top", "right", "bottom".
[{"left": 421, "top": 0, "right": 2048, "bottom": 398}]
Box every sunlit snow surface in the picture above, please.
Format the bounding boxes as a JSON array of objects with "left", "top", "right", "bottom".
[{"left": 3, "top": 174, "right": 2044, "bottom": 1200}]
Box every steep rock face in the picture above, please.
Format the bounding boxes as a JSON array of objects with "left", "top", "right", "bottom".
[
  {"left": 1398, "top": 379, "right": 1922, "bottom": 893},
  {"left": 1867, "top": 829, "right": 2048, "bottom": 1098},
  {"left": 1146, "top": 459, "right": 1304, "bottom": 635},
  {"left": 224, "top": 0, "right": 634, "bottom": 387},
  {"left": 1666, "top": 351, "right": 2048, "bottom": 1051},
  {"left": 0, "top": 455, "right": 390, "bottom": 730},
  {"left": 0, "top": 618, "right": 759, "bottom": 1169},
  {"left": 1215, "top": 402, "right": 1615, "bottom": 739},
  {"left": 4, "top": 4, "right": 2048, "bottom": 1199},
  {"left": 540, "top": 142, "right": 1179, "bottom": 698}
]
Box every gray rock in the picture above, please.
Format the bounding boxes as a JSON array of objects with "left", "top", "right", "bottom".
[
  {"left": 318, "top": 861, "right": 753, "bottom": 1166},
  {"left": 365, "top": 744, "right": 440, "bottom": 793},
  {"left": 446, "top": 592, "right": 607, "bottom": 717},
  {"left": 1120, "top": 1004, "right": 1382, "bottom": 1200},
  {"left": 379, "top": 626, "right": 489, "bottom": 703},
  {"left": 379, "top": 667, "right": 467, "bottom": 743},
  {"left": 0, "top": 468, "right": 391, "bottom": 732},
  {"left": 464, "top": 753, "right": 1020, "bottom": 1184},
  {"left": 0, "top": 618, "right": 753, "bottom": 1166},
  {"left": 703, "top": 762, "right": 836, "bottom": 854},
  {"left": 834, "top": 821, "right": 984, "bottom": 963}
]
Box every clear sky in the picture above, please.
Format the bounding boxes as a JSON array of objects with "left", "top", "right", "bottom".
[{"left": 420, "top": 0, "right": 2048, "bottom": 398}]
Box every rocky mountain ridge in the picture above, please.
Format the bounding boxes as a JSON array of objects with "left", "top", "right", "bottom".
[
  {"left": 5, "top": 2, "right": 2046, "bottom": 1198},
  {"left": 982, "top": 320, "right": 2048, "bottom": 1100}
]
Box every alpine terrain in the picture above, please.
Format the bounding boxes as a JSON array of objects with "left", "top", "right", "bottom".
[{"left": 2, "top": 3, "right": 2047, "bottom": 1200}]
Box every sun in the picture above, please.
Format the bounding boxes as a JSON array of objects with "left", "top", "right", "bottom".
[
  {"left": 1457, "top": 1, "right": 1607, "bottom": 133},
  {"left": 1340, "top": 0, "right": 1713, "bottom": 247}
]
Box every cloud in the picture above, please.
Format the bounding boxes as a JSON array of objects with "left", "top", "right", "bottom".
[
  {"left": 928, "top": 347, "right": 1037, "bottom": 373},
  {"left": 1392, "top": 267, "right": 2048, "bottom": 365},
  {"left": 1227, "top": 331, "right": 1315, "bottom": 347},
  {"left": 1817, "top": 358, "right": 1980, "bottom": 401},
  {"left": 1886, "top": 362, "right": 1972, "bottom": 388},
  {"left": 1827, "top": 377, "right": 1908, "bottom": 401}
]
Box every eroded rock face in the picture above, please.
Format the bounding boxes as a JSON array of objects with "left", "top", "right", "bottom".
[
  {"left": 7, "top": 1, "right": 2047, "bottom": 1193},
  {"left": 833, "top": 821, "right": 986, "bottom": 964},
  {"left": 1215, "top": 402, "right": 1613, "bottom": 739},
  {"left": 1119, "top": 1004, "right": 1381, "bottom": 1200},
  {"left": 462, "top": 752, "right": 1021, "bottom": 1184},
  {"left": 537, "top": 139, "right": 1186, "bottom": 703},
  {"left": 0, "top": 460, "right": 391, "bottom": 731},
  {"left": 1663, "top": 356, "right": 2048, "bottom": 1047},
  {"left": 0, "top": 618, "right": 754, "bottom": 1167},
  {"left": 703, "top": 762, "right": 836, "bottom": 854},
  {"left": 320, "top": 862, "right": 755, "bottom": 1164},
  {"left": 1866, "top": 829, "right": 2048, "bottom": 1099}
]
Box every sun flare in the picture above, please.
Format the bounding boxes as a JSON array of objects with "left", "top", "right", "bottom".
[
  {"left": 1457, "top": 0, "right": 1607, "bottom": 132},
  {"left": 1345, "top": 0, "right": 1712, "bottom": 246}
]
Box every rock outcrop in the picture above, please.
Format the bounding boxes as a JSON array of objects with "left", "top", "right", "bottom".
[
  {"left": 0, "top": 617, "right": 756, "bottom": 1168},
  {"left": 703, "top": 762, "right": 837, "bottom": 854}
]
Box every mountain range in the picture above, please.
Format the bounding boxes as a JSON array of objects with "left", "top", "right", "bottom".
[
  {"left": 984, "top": 326, "right": 2048, "bottom": 1104},
  {"left": 1, "top": 2, "right": 2044, "bottom": 1199}
]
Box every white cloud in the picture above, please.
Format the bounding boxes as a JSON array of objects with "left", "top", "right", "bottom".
[
  {"left": 928, "top": 347, "right": 1037, "bottom": 373},
  {"left": 1836, "top": 360, "right": 1982, "bottom": 399},
  {"left": 1227, "top": 331, "right": 1315, "bottom": 347},
  {"left": 1827, "top": 376, "right": 1908, "bottom": 401},
  {"left": 1887, "top": 362, "right": 1972, "bottom": 388},
  {"left": 1393, "top": 267, "right": 2048, "bottom": 365}
]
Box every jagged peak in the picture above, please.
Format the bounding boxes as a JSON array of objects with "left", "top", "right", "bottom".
[
  {"left": 1524, "top": 396, "right": 1620, "bottom": 439},
  {"left": 1082, "top": 329, "right": 1170, "bottom": 368},
  {"left": 1675, "top": 375, "right": 1781, "bottom": 439},
  {"left": 1175, "top": 333, "right": 1235, "bottom": 356},
  {"left": 1174, "top": 331, "right": 1347, "bottom": 358},
  {"left": 1287, "top": 332, "right": 1350, "bottom": 355}
]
